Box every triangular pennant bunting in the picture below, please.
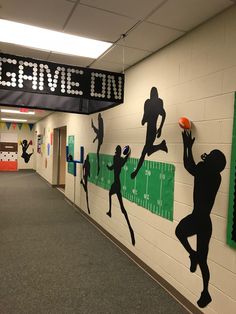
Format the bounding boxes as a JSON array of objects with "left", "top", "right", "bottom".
[
  {"left": 18, "top": 123, "right": 23, "bottom": 130},
  {"left": 6, "top": 122, "right": 11, "bottom": 130},
  {"left": 22, "top": 123, "right": 28, "bottom": 130},
  {"left": 29, "top": 123, "right": 34, "bottom": 131}
]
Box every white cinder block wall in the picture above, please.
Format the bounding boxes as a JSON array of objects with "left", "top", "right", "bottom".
[{"left": 35, "top": 7, "right": 236, "bottom": 314}]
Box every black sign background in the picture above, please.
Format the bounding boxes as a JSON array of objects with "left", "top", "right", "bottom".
[{"left": 0, "top": 53, "right": 124, "bottom": 114}]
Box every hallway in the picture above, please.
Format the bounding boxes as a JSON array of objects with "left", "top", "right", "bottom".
[{"left": 0, "top": 171, "right": 188, "bottom": 314}]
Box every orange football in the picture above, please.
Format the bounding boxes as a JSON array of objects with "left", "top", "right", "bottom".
[{"left": 178, "top": 117, "right": 191, "bottom": 130}]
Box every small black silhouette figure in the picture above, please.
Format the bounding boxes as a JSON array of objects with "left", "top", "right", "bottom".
[
  {"left": 21, "top": 139, "right": 34, "bottom": 163},
  {"left": 80, "top": 154, "right": 91, "bottom": 214},
  {"left": 68, "top": 154, "right": 73, "bottom": 161},
  {"left": 91, "top": 113, "right": 104, "bottom": 176},
  {"left": 131, "top": 87, "right": 168, "bottom": 179},
  {"left": 175, "top": 130, "right": 226, "bottom": 308},
  {"left": 106, "top": 145, "right": 135, "bottom": 246}
]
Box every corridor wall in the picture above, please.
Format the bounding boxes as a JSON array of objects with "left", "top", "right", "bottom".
[{"left": 35, "top": 6, "right": 236, "bottom": 314}]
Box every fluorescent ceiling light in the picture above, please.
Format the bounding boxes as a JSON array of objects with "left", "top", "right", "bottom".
[
  {"left": 0, "top": 19, "right": 112, "bottom": 59},
  {"left": 1, "top": 118, "right": 27, "bottom": 122},
  {"left": 1, "top": 109, "right": 35, "bottom": 115}
]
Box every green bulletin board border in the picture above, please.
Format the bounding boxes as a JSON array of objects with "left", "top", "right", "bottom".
[
  {"left": 88, "top": 153, "right": 175, "bottom": 221},
  {"left": 227, "top": 92, "right": 236, "bottom": 249}
]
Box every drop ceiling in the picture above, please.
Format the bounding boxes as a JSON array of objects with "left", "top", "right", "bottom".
[
  {"left": 0, "top": 0, "right": 234, "bottom": 73},
  {"left": 0, "top": 106, "right": 53, "bottom": 123}
]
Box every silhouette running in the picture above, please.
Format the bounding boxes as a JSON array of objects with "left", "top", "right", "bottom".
[
  {"left": 91, "top": 113, "right": 104, "bottom": 176},
  {"left": 106, "top": 145, "right": 135, "bottom": 246},
  {"left": 21, "top": 139, "right": 34, "bottom": 163},
  {"left": 80, "top": 154, "right": 91, "bottom": 214},
  {"left": 131, "top": 87, "right": 168, "bottom": 179},
  {"left": 175, "top": 130, "right": 226, "bottom": 308}
]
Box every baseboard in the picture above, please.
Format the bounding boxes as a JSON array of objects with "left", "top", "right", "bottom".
[{"left": 64, "top": 197, "right": 203, "bottom": 314}]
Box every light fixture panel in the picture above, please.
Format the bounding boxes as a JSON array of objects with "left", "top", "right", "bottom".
[
  {"left": 1, "top": 109, "right": 35, "bottom": 115},
  {"left": 1, "top": 117, "right": 27, "bottom": 122},
  {"left": 0, "top": 19, "right": 112, "bottom": 59}
]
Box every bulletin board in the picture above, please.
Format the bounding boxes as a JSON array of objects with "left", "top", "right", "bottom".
[
  {"left": 227, "top": 92, "right": 236, "bottom": 249},
  {"left": 88, "top": 153, "right": 175, "bottom": 221},
  {"left": 67, "top": 135, "right": 74, "bottom": 175}
]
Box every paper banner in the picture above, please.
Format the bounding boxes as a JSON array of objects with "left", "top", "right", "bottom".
[
  {"left": 29, "top": 124, "right": 34, "bottom": 131},
  {"left": 6, "top": 122, "right": 11, "bottom": 130},
  {"left": 12, "top": 123, "right": 17, "bottom": 130},
  {"left": 89, "top": 153, "right": 175, "bottom": 221},
  {"left": 50, "top": 132, "right": 53, "bottom": 145},
  {"left": 41, "top": 143, "right": 45, "bottom": 154},
  {"left": 0, "top": 122, "right": 5, "bottom": 129},
  {"left": 47, "top": 143, "right": 50, "bottom": 156},
  {"left": 18, "top": 123, "right": 23, "bottom": 130}
]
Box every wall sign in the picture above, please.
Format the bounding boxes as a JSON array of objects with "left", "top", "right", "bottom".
[
  {"left": 37, "top": 134, "right": 42, "bottom": 153},
  {"left": 0, "top": 142, "right": 18, "bottom": 171},
  {"left": 0, "top": 53, "right": 124, "bottom": 114}
]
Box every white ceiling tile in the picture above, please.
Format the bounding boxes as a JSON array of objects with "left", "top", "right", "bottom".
[
  {"left": 0, "top": 43, "right": 50, "bottom": 60},
  {"left": 47, "top": 53, "right": 94, "bottom": 68},
  {"left": 0, "top": 0, "right": 74, "bottom": 31},
  {"left": 101, "top": 45, "right": 151, "bottom": 66},
  {"left": 122, "top": 22, "right": 184, "bottom": 52},
  {"left": 90, "top": 60, "right": 126, "bottom": 73},
  {"left": 0, "top": 0, "right": 234, "bottom": 73},
  {"left": 80, "top": 0, "right": 164, "bottom": 19},
  {"left": 65, "top": 4, "right": 137, "bottom": 42},
  {"left": 148, "top": 0, "right": 233, "bottom": 31}
]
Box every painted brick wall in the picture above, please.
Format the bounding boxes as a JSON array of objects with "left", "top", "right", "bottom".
[{"left": 35, "top": 6, "right": 236, "bottom": 314}]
